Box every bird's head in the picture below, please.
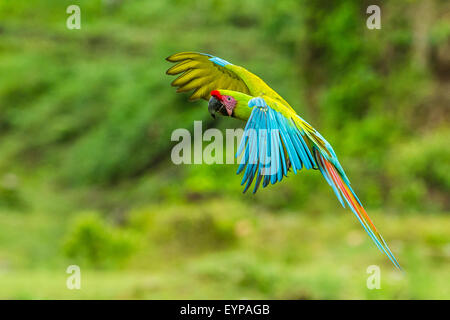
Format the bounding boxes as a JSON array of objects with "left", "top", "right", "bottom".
[{"left": 208, "top": 90, "right": 253, "bottom": 121}]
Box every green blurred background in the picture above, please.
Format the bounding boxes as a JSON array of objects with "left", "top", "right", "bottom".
[{"left": 0, "top": 0, "right": 449, "bottom": 299}]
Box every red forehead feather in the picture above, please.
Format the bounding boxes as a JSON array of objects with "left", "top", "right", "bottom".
[{"left": 210, "top": 90, "right": 222, "bottom": 100}]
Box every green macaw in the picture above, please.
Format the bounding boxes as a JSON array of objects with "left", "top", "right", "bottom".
[{"left": 166, "top": 52, "right": 401, "bottom": 270}]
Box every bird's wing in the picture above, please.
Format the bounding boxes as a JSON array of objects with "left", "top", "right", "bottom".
[
  {"left": 166, "top": 52, "right": 295, "bottom": 111},
  {"left": 236, "top": 96, "right": 317, "bottom": 194},
  {"left": 237, "top": 96, "right": 402, "bottom": 269},
  {"left": 166, "top": 52, "right": 251, "bottom": 101}
]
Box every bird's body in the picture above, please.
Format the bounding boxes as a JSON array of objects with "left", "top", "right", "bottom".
[{"left": 166, "top": 52, "right": 401, "bottom": 270}]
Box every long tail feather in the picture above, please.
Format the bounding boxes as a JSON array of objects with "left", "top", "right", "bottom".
[{"left": 314, "top": 149, "right": 402, "bottom": 270}]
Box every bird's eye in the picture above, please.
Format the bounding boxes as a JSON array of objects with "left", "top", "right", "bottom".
[{"left": 227, "top": 97, "right": 231, "bottom": 101}]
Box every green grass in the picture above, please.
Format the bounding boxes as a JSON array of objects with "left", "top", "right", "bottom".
[{"left": 0, "top": 198, "right": 448, "bottom": 299}]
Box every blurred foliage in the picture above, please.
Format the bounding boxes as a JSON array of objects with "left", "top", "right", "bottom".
[
  {"left": 0, "top": 0, "right": 449, "bottom": 299},
  {"left": 63, "top": 212, "right": 139, "bottom": 268},
  {"left": 0, "top": 173, "right": 27, "bottom": 210},
  {"left": 1, "top": 200, "right": 450, "bottom": 299},
  {"left": 388, "top": 127, "right": 450, "bottom": 211},
  {"left": 0, "top": 0, "right": 447, "bottom": 210}
]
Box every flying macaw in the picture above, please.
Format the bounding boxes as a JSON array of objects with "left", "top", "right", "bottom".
[{"left": 166, "top": 52, "right": 401, "bottom": 270}]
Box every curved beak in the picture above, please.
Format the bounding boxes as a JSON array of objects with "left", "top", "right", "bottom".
[{"left": 208, "top": 96, "right": 227, "bottom": 119}]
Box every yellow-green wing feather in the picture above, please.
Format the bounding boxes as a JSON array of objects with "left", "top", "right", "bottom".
[
  {"left": 166, "top": 52, "right": 251, "bottom": 101},
  {"left": 166, "top": 52, "right": 295, "bottom": 111},
  {"left": 229, "top": 65, "right": 295, "bottom": 112}
]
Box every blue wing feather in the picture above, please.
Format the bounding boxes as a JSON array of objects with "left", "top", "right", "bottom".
[{"left": 236, "top": 97, "right": 319, "bottom": 193}]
